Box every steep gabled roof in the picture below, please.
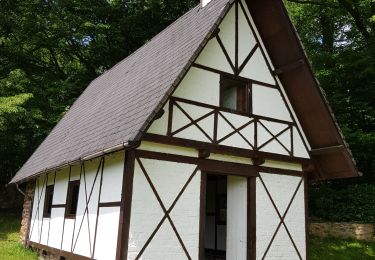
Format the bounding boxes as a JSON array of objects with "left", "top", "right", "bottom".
[{"left": 11, "top": 0, "right": 358, "bottom": 183}]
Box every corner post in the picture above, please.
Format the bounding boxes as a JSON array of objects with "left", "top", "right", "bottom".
[
  {"left": 304, "top": 172, "right": 310, "bottom": 260},
  {"left": 116, "top": 149, "right": 136, "bottom": 260}
]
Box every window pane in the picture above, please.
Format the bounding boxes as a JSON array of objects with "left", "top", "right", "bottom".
[
  {"left": 70, "top": 185, "right": 79, "bottom": 215},
  {"left": 43, "top": 185, "right": 54, "bottom": 217},
  {"left": 222, "top": 85, "right": 237, "bottom": 110}
]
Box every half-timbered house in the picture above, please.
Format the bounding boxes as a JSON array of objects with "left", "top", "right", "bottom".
[{"left": 12, "top": 0, "right": 359, "bottom": 259}]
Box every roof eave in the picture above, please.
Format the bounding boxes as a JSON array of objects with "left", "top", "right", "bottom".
[{"left": 246, "top": 0, "right": 359, "bottom": 180}]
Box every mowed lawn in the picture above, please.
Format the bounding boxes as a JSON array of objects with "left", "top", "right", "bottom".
[
  {"left": 0, "top": 210, "right": 374, "bottom": 259},
  {"left": 0, "top": 210, "right": 37, "bottom": 260},
  {"left": 310, "top": 235, "right": 375, "bottom": 260}
]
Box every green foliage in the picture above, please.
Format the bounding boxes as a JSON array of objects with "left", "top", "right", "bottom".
[
  {"left": 0, "top": 210, "right": 37, "bottom": 260},
  {"left": 309, "top": 183, "right": 375, "bottom": 222},
  {"left": 310, "top": 236, "right": 375, "bottom": 260},
  {"left": 286, "top": 0, "right": 375, "bottom": 179},
  {"left": 286, "top": 0, "right": 375, "bottom": 222},
  {"left": 0, "top": 0, "right": 199, "bottom": 183}
]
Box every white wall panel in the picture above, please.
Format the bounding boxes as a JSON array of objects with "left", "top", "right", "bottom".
[
  {"left": 139, "top": 141, "right": 198, "bottom": 158},
  {"left": 100, "top": 151, "right": 124, "bottom": 203},
  {"left": 252, "top": 85, "right": 292, "bottom": 122},
  {"left": 218, "top": 5, "right": 236, "bottom": 63},
  {"left": 169, "top": 171, "right": 201, "bottom": 259},
  {"left": 227, "top": 176, "right": 247, "bottom": 260},
  {"left": 70, "top": 164, "right": 81, "bottom": 181},
  {"left": 195, "top": 37, "right": 233, "bottom": 74},
  {"left": 240, "top": 49, "right": 275, "bottom": 85},
  {"left": 61, "top": 219, "right": 74, "bottom": 252},
  {"left": 53, "top": 168, "right": 69, "bottom": 205},
  {"left": 266, "top": 226, "right": 300, "bottom": 259},
  {"left": 48, "top": 208, "right": 65, "bottom": 248},
  {"left": 142, "top": 222, "right": 187, "bottom": 260},
  {"left": 73, "top": 158, "right": 102, "bottom": 257},
  {"left": 238, "top": 3, "right": 257, "bottom": 65},
  {"left": 94, "top": 207, "right": 120, "bottom": 260},
  {"left": 147, "top": 102, "right": 169, "bottom": 135},
  {"left": 293, "top": 126, "right": 310, "bottom": 158},
  {"left": 284, "top": 181, "right": 306, "bottom": 259},
  {"left": 256, "top": 173, "right": 306, "bottom": 260},
  {"left": 128, "top": 159, "right": 165, "bottom": 259},
  {"left": 173, "top": 67, "right": 220, "bottom": 106},
  {"left": 39, "top": 218, "right": 50, "bottom": 245},
  {"left": 29, "top": 174, "right": 47, "bottom": 243},
  {"left": 129, "top": 158, "right": 200, "bottom": 259},
  {"left": 141, "top": 159, "right": 196, "bottom": 210}
]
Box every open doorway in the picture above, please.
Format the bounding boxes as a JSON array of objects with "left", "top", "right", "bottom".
[
  {"left": 205, "top": 175, "right": 227, "bottom": 259},
  {"left": 203, "top": 174, "right": 249, "bottom": 260}
]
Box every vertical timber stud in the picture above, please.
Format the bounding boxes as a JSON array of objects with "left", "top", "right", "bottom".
[
  {"left": 116, "top": 149, "right": 136, "bottom": 260},
  {"left": 247, "top": 177, "right": 256, "bottom": 260},
  {"left": 304, "top": 172, "right": 310, "bottom": 260},
  {"left": 199, "top": 171, "right": 207, "bottom": 260}
]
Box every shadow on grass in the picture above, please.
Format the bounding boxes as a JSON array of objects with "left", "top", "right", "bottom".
[
  {"left": 0, "top": 209, "right": 37, "bottom": 260},
  {"left": 310, "top": 235, "right": 375, "bottom": 260},
  {"left": 0, "top": 209, "right": 22, "bottom": 241}
]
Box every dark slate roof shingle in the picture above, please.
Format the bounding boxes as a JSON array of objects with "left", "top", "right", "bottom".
[{"left": 11, "top": 0, "right": 232, "bottom": 183}]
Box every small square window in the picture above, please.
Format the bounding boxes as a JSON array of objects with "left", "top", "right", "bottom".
[
  {"left": 43, "top": 185, "right": 54, "bottom": 218},
  {"left": 65, "top": 180, "right": 80, "bottom": 218},
  {"left": 220, "top": 76, "right": 249, "bottom": 113}
]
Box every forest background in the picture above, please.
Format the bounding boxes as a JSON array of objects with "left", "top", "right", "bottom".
[{"left": 0, "top": 0, "right": 374, "bottom": 222}]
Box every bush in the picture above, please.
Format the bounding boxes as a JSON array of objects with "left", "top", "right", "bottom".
[{"left": 309, "top": 183, "right": 375, "bottom": 223}]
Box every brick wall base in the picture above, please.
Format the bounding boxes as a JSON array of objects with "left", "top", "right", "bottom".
[
  {"left": 20, "top": 181, "right": 35, "bottom": 245},
  {"left": 309, "top": 222, "right": 375, "bottom": 241}
]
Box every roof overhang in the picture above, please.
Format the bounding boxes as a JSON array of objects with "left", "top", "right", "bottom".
[{"left": 246, "top": 0, "right": 359, "bottom": 180}]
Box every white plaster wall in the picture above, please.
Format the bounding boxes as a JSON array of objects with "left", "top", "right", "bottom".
[
  {"left": 61, "top": 219, "right": 75, "bottom": 252},
  {"left": 29, "top": 174, "right": 47, "bottom": 243},
  {"left": 146, "top": 101, "right": 169, "bottom": 135},
  {"left": 227, "top": 176, "right": 247, "bottom": 260},
  {"left": 256, "top": 172, "right": 306, "bottom": 260},
  {"left": 52, "top": 168, "right": 69, "bottom": 205},
  {"left": 48, "top": 208, "right": 65, "bottom": 248},
  {"left": 146, "top": 0, "right": 312, "bottom": 159},
  {"left": 252, "top": 85, "right": 292, "bottom": 122},
  {"left": 238, "top": 1, "right": 257, "bottom": 65},
  {"left": 39, "top": 219, "right": 50, "bottom": 245},
  {"left": 293, "top": 126, "right": 310, "bottom": 158},
  {"left": 27, "top": 152, "right": 123, "bottom": 258},
  {"left": 218, "top": 4, "right": 235, "bottom": 63},
  {"left": 100, "top": 151, "right": 124, "bottom": 203},
  {"left": 73, "top": 158, "right": 102, "bottom": 257},
  {"left": 128, "top": 158, "right": 201, "bottom": 260},
  {"left": 195, "top": 37, "right": 233, "bottom": 74},
  {"left": 139, "top": 141, "right": 198, "bottom": 157},
  {"left": 217, "top": 112, "right": 254, "bottom": 149},
  {"left": 173, "top": 67, "right": 220, "bottom": 106},
  {"left": 94, "top": 207, "right": 121, "bottom": 260}
]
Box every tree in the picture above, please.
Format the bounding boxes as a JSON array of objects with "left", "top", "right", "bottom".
[
  {"left": 286, "top": 0, "right": 375, "bottom": 221},
  {"left": 0, "top": 0, "right": 198, "bottom": 184}
]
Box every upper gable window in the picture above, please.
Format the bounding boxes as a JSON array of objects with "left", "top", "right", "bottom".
[
  {"left": 220, "top": 76, "right": 249, "bottom": 113},
  {"left": 43, "top": 185, "right": 54, "bottom": 218}
]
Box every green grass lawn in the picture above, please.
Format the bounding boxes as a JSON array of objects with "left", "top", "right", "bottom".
[
  {"left": 0, "top": 209, "right": 374, "bottom": 259},
  {"left": 0, "top": 210, "right": 37, "bottom": 260},
  {"left": 310, "top": 236, "right": 375, "bottom": 260}
]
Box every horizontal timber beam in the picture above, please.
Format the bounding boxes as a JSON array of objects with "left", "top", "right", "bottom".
[
  {"left": 142, "top": 133, "right": 311, "bottom": 165},
  {"left": 136, "top": 150, "right": 304, "bottom": 177},
  {"left": 310, "top": 145, "right": 345, "bottom": 155},
  {"left": 274, "top": 59, "right": 305, "bottom": 75},
  {"left": 136, "top": 149, "right": 258, "bottom": 177}
]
